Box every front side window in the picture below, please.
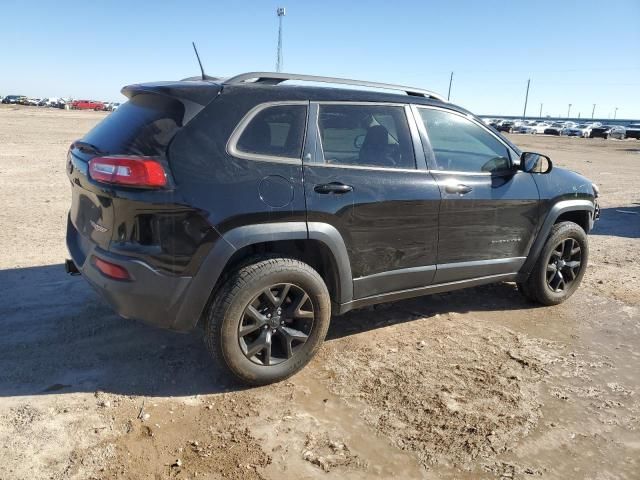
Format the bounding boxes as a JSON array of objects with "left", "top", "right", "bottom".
[
  {"left": 235, "top": 104, "right": 307, "bottom": 159},
  {"left": 418, "top": 108, "right": 511, "bottom": 173},
  {"left": 318, "top": 104, "right": 415, "bottom": 169}
]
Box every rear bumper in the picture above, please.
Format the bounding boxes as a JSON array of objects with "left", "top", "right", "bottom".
[{"left": 66, "top": 216, "right": 195, "bottom": 330}]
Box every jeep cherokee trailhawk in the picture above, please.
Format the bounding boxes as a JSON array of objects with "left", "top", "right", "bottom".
[{"left": 66, "top": 72, "right": 599, "bottom": 384}]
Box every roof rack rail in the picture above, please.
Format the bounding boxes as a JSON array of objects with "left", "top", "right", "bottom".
[{"left": 223, "top": 72, "right": 446, "bottom": 102}]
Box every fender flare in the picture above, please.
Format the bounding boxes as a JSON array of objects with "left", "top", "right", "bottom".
[
  {"left": 520, "top": 199, "right": 595, "bottom": 275},
  {"left": 171, "top": 222, "right": 352, "bottom": 330}
]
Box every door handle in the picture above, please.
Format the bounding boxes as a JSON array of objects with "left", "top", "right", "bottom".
[
  {"left": 314, "top": 182, "right": 353, "bottom": 194},
  {"left": 445, "top": 183, "right": 473, "bottom": 195}
]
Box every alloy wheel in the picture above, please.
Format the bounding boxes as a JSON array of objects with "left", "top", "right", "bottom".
[
  {"left": 238, "top": 283, "right": 314, "bottom": 366},
  {"left": 546, "top": 238, "right": 582, "bottom": 293}
]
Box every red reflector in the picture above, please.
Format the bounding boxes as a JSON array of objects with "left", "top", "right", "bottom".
[
  {"left": 88, "top": 156, "right": 167, "bottom": 188},
  {"left": 92, "top": 256, "right": 130, "bottom": 280}
]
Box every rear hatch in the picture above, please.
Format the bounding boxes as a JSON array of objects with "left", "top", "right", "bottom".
[{"left": 67, "top": 81, "right": 221, "bottom": 255}]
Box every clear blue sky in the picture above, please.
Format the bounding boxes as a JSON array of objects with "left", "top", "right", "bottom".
[{"left": 1, "top": 0, "right": 639, "bottom": 119}]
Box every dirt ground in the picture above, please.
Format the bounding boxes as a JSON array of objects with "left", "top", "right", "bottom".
[{"left": 0, "top": 104, "right": 638, "bottom": 480}]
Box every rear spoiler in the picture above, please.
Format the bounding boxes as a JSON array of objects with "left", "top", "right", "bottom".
[{"left": 121, "top": 81, "right": 222, "bottom": 123}]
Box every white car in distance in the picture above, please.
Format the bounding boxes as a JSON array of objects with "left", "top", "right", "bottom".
[{"left": 518, "top": 121, "right": 550, "bottom": 134}]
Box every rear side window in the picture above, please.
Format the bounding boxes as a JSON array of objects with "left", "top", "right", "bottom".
[
  {"left": 234, "top": 104, "right": 307, "bottom": 160},
  {"left": 318, "top": 104, "right": 415, "bottom": 169},
  {"left": 82, "top": 94, "right": 184, "bottom": 156}
]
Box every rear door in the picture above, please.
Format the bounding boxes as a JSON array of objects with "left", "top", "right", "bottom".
[
  {"left": 414, "top": 105, "right": 540, "bottom": 283},
  {"left": 303, "top": 102, "right": 441, "bottom": 300}
]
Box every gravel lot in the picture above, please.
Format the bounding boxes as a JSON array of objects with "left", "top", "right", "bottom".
[{"left": 0, "top": 105, "right": 638, "bottom": 479}]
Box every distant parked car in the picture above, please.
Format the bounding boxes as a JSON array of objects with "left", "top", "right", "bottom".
[
  {"left": 26, "top": 98, "right": 41, "bottom": 106},
  {"left": 2, "top": 95, "right": 26, "bottom": 104},
  {"left": 564, "top": 124, "right": 593, "bottom": 138},
  {"left": 519, "top": 122, "right": 550, "bottom": 134},
  {"left": 624, "top": 124, "right": 640, "bottom": 140},
  {"left": 71, "top": 99, "right": 105, "bottom": 111},
  {"left": 103, "top": 102, "right": 121, "bottom": 112},
  {"left": 497, "top": 121, "right": 516, "bottom": 133},
  {"left": 543, "top": 122, "right": 567, "bottom": 135},
  {"left": 590, "top": 125, "right": 626, "bottom": 139},
  {"left": 38, "top": 97, "right": 62, "bottom": 107}
]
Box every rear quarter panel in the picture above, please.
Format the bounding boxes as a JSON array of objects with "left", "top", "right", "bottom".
[{"left": 167, "top": 88, "right": 308, "bottom": 239}]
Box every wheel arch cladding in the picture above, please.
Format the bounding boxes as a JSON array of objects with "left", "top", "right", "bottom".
[
  {"left": 521, "top": 199, "right": 595, "bottom": 275},
  {"left": 173, "top": 222, "right": 353, "bottom": 331}
]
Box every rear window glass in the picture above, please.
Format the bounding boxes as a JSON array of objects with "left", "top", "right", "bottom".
[
  {"left": 235, "top": 104, "right": 307, "bottom": 159},
  {"left": 82, "top": 94, "right": 184, "bottom": 156}
]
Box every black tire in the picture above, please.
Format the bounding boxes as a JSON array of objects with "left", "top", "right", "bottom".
[
  {"left": 518, "top": 221, "right": 588, "bottom": 306},
  {"left": 204, "top": 257, "right": 331, "bottom": 385}
]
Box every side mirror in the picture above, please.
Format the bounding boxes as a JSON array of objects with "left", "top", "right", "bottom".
[{"left": 520, "top": 152, "right": 552, "bottom": 174}]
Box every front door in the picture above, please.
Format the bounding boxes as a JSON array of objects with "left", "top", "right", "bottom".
[
  {"left": 304, "top": 102, "right": 441, "bottom": 300},
  {"left": 414, "top": 106, "right": 540, "bottom": 283}
]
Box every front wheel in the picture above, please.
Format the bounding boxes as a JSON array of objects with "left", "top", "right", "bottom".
[
  {"left": 204, "top": 258, "right": 331, "bottom": 385},
  {"left": 518, "top": 221, "right": 588, "bottom": 305}
]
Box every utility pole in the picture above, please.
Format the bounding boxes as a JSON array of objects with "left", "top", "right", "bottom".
[
  {"left": 592, "top": 104, "right": 596, "bottom": 119},
  {"left": 276, "top": 7, "right": 286, "bottom": 72},
  {"left": 567, "top": 103, "right": 572, "bottom": 119},
  {"left": 447, "top": 72, "right": 453, "bottom": 101},
  {"left": 539, "top": 103, "right": 543, "bottom": 118},
  {"left": 522, "top": 79, "right": 530, "bottom": 120},
  {"left": 614, "top": 107, "right": 618, "bottom": 120}
]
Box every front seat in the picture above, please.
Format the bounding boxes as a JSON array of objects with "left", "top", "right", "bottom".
[{"left": 359, "top": 125, "right": 389, "bottom": 166}]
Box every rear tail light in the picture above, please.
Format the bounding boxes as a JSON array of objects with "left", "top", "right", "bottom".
[
  {"left": 91, "top": 256, "right": 131, "bottom": 280},
  {"left": 88, "top": 156, "right": 167, "bottom": 188}
]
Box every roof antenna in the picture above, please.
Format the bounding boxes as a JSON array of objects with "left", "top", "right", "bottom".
[{"left": 192, "top": 42, "right": 206, "bottom": 80}]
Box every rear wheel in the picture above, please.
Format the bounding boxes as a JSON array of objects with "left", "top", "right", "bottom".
[
  {"left": 518, "top": 222, "right": 588, "bottom": 305},
  {"left": 204, "top": 258, "right": 331, "bottom": 385}
]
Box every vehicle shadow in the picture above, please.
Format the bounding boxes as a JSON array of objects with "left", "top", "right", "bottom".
[
  {"left": 326, "top": 281, "right": 532, "bottom": 341},
  {"left": 590, "top": 206, "right": 640, "bottom": 239},
  {"left": 0, "top": 264, "right": 238, "bottom": 398},
  {"left": 0, "top": 263, "right": 535, "bottom": 398}
]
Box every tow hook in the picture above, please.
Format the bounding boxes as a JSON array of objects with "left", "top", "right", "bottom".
[{"left": 65, "top": 259, "right": 81, "bottom": 276}]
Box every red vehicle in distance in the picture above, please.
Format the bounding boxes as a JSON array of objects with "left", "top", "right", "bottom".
[{"left": 71, "top": 99, "right": 105, "bottom": 111}]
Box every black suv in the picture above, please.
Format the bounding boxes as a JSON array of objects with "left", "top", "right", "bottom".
[{"left": 66, "top": 72, "right": 599, "bottom": 385}]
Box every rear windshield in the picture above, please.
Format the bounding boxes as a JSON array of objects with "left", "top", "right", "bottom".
[{"left": 82, "top": 94, "right": 184, "bottom": 156}]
